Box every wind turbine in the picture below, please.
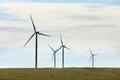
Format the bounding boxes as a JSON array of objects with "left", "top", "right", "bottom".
[
  {"left": 48, "top": 45, "right": 61, "bottom": 68},
  {"left": 24, "top": 14, "right": 50, "bottom": 68},
  {"left": 60, "top": 34, "right": 70, "bottom": 68},
  {"left": 89, "top": 48, "right": 98, "bottom": 68}
]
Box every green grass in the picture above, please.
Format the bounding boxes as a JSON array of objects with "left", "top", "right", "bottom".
[{"left": 0, "top": 68, "right": 120, "bottom": 80}]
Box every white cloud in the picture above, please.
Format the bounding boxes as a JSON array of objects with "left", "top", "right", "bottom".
[{"left": 0, "top": 2, "right": 120, "bottom": 55}]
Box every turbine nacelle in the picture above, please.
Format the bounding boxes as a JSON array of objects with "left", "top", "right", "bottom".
[
  {"left": 62, "top": 45, "right": 70, "bottom": 50},
  {"left": 36, "top": 31, "right": 39, "bottom": 33},
  {"left": 93, "top": 54, "right": 98, "bottom": 56},
  {"left": 62, "top": 45, "right": 66, "bottom": 48}
]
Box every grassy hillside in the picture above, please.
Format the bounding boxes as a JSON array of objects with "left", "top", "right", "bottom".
[{"left": 0, "top": 68, "right": 120, "bottom": 80}]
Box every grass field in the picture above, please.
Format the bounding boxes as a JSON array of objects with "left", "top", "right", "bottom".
[{"left": 0, "top": 68, "right": 120, "bottom": 80}]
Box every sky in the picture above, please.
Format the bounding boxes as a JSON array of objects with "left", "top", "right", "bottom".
[{"left": 0, "top": 0, "right": 120, "bottom": 68}]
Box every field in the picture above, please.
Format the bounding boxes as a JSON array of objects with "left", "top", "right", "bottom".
[{"left": 0, "top": 68, "right": 120, "bottom": 80}]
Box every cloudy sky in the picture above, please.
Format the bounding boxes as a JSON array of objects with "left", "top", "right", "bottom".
[{"left": 0, "top": 0, "right": 120, "bottom": 68}]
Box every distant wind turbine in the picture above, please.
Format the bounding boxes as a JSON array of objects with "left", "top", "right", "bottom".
[
  {"left": 60, "top": 34, "right": 70, "bottom": 68},
  {"left": 89, "top": 48, "right": 98, "bottom": 68},
  {"left": 48, "top": 45, "right": 61, "bottom": 68},
  {"left": 24, "top": 14, "right": 50, "bottom": 68}
]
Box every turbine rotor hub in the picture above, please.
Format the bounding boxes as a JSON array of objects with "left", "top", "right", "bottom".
[{"left": 62, "top": 45, "right": 65, "bottom": 47}]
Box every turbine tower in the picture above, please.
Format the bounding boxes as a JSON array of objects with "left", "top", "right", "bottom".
[
  {"left": 48, "top": 45, "right": 61, "bottom": 68},
  {"left": 24, "top": 14, "right": 50, "bottom": 68},
  {"left": 89, "top": 48, "right": 98, "bottom": 68},
  {"left": 60, "top": 34, "right": 70, "bottom": 68}
]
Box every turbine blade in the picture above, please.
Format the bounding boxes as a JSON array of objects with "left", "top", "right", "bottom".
[
  {"left": 60, "top": 34, "right": 63, "bottom": 46},
  {"left": 30, "top": 14, "right": 36, "bottom": 32},
  {"left": 64, "top": 46, "right": 70, "bottom": 50},
  {"left": 24, "top": 33, "right": 35, "bottom": 47},
  {"left": 48, "top": 45, "right": 54, "bottom": 51},
  {"left": 56, "top": 46, "right": 62, "bottom": 52},
  {"left": 89, "top": 56, "right": 92, "bottom": 62},
  {"left": 89, "top": 48, "right": 93, "bottom": 55},
  {"left": 38, "top": 32, "right": 50, "bottom": 37}
]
